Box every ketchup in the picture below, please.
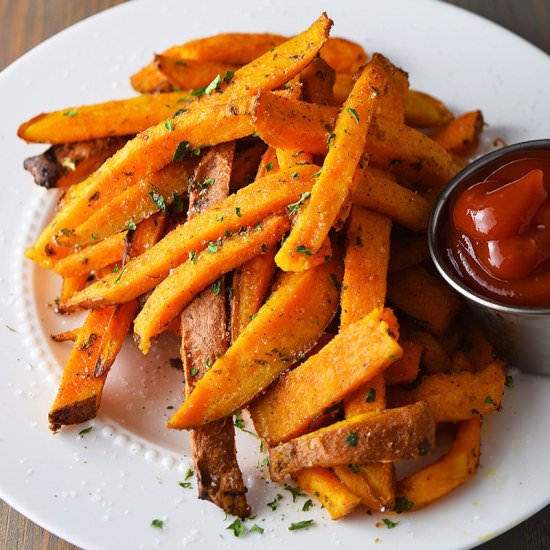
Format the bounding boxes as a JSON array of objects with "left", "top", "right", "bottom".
[{"left": 444, "top": 153, "right": 550, "bottom": 306}]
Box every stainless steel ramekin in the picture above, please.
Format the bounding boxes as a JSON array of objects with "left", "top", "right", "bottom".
[{"left": 428, "top": 139, "right": 550, "bottom": 376}]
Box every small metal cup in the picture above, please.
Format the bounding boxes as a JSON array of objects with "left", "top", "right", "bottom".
[{"left": 428, "top": 139, "right": 550, "bottom": 376}]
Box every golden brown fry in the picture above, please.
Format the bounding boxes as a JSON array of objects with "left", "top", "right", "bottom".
[
  {"left": 168, "top": 257, "right": 341, "bottom": 429},
  {"left": 352, "top": 164, "right": 432, "bottom": 232},
  {"left": 405, "top": 90, "right": 454, "bottom": 128},
  {"left": 396, "top": 417, "right": 481, "bottom": 510},
  {"left": 388, "top": 361, "right": 505, "bottom": 422},
  {"left": 340, "top": 207, "right": 391, "bottom": 327},
  {"left": 230, "top": 248, "right": 276, "bottom": 343},
  {"left": 387, "top": 265, "right": 461, "bottom": 335},
  {"left": 432, "top": 110, "right": 484, "bottom": 155},
  {"left": 293, "top": 468, "right": 361, "bottom": 520},
  {"left": 54, "top": 231, "right": 128, "bottom": 278},
  {"left": 269, "top": 402, "right": 436, "bottom": 482},
  {"left": 17, "top": 92, "right": 189, "bottom": 144},
  {"left": 385, "top": 340, "right": 423, "bottom": 385},
  {"left": 276, "top": 55, "right": 391, "bottom": 270}
]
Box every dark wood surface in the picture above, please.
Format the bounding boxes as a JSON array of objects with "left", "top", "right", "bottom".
[{"left": 1, "top": 0, "right": 549, "bottom": 548}]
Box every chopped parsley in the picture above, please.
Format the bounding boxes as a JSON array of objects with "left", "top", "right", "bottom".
[
  {"left": 326, "top": 132, "right": 336, "bottom": 149},
  {"left": 347, "top": 107, "right": 360, "bottom": 123},
  {"left": 418, "top": 439, "right": 430, "bottom": 456},
  {"left": 485, "top": 395, "right": 495, "bottom": 405},
  {"left": 211, "top": 279, "right": 222, "bottom": 295},
  {"left": 395, "top": 496, "right": 415, "bottom": 513},
  {"left": 267, "top": 494, "right": 283, "bottom": 511},
  {"left": 207, "top": 241, "right": 219, "bottom": 253},
  {"left": 5, "top": 325, "right": 16, "bottom": 333},
  {"left": 148, "top": 184, "right": 166, "bottom": 214},
  {"left": 250, "top": 524, "right": 264, "bottom": 535},
  {"left": 295, "top": 245, "right": 312, "bottom": 256},
  {"left": 286, "top": 192, "right": 311, "bottom": 215},
  {"left": 188, "top": 250, "right": 197, "bottom": 264},
  {"left": 184, "top": 468, "right": 194, "bottom": 481},
  {"left": 505, "top": 375, "right": 514, "bottom": 388},
  {"left": 79, "top": 333, "right": 97, "bottom": 351},
  {"left": 365, "top": 388, "right": 376, "bottom": 403},
  {"left": 127, "top": 221, "right": 137, "bottom": 231},
  {"left": 302, "top": 499, "right": 314, "bottom": 511},
  {"left": 173, "top": 140, "right": 201, "bottom": 162},
  {"left": 63, "top": 109, "right": 78, "bottom": 117},
  {"left": 284, "top": 484, "right": 306, "bottom": 502},
  {"left": 190, "top": 367, "right": 199, "bottom": 377},
  {"left": 62, "top": 158, "right": 76, "bottom": 171},
  {"left": 345, "top": 431, "right": 358, "bottom": 447},
  {"left": 223, "top": 70, "right": 235, "bottom": 84},
  {"left": 178, "top": 481, "right": 192, "bottom": 489},
  {"left": 150, "top": 519, "right": 164, "bottom": 529},
  {"left": 266, "top": 161, "right": 274, "bottom": 172},
  {"left": 235, "top": 206, "right": 242, "bottom": 217},
  {"left": 113, "top": 266, "right": 127, "bottom": 284},
  {"left": 192, "top": 177, "right": 215, "bottom": 191},
  {"left": 226, "top": 518, "right": 246, "bottom": 537},
  {"left": 165, "top": 120, "right": 174, "bottom": 132},
  {"left": 382, "top": 518, "right": 399, "bottom": 529},
  {"left": 348, "top": 464, "right": 360, "bottom": 474},
  {"left": 288, "top": 520, "right": 315, "bottom": 531},
  {"left": 78, "top": 426, "right": 93, "bottom": 437}
]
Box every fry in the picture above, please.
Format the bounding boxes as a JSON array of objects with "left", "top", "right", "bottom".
[
  {"left": 432, "top": 110, "right": 484, "bottom": 155},
  {"left": 131, "top": 34, "right": 287, "bottom": 94},
  {"left": 134, "top": 214, "right": 290, "bottom": 354},
  {"left": 230, "top": 248, "right": 276, "bottom": 343},
  {"left": 387, "top": 361, "right": 505, "bottom": 422},
  {"left": 300, "top": 56, "right": 336, "bottom": 105},
  {"left": 269, "top": 401, "right": 436, "bottom": 482},
  {"left": 63, "top": 165, "right": 319, "bottom": 309},
  {"left": 387, "top": 265, "right": 461, "bottom": 335},
  {"left": 333, "top": 463, "right": 395, "bottom": 512},
  {"left": 388, "top": 234, "right": 430, "bottom": 273},
  {"left": 320, "top": 37, "right": 368, "bottom": 74},
  {"left": 180, "top": 142, "right": 251, "bottom": 519},
  {"left": 250, "top": 308, "right": 402, "bottom": 445},
  {"left": 385, "top": 340, "right": 422, "bottom": 385},
  {"left": 276, "top": 54, "right": 391, "bottom": 270},
  {"left": 54, "top": 231, "right": 128, "bottom": 277},
  {"left": 352, "top": 164, "right": 432, "bottom": 232},
  {"left": 340, "top": 207, "right": 391, "bottom": 327},
  {"left": 168, "top": 257, "right": 341, "bottom": 429},
  {"left": 17, "top": 92, "right": 189, "bottom": 144},
  {"left": 396, "top": 417, "right": 481, "bottom": 510},
  {"left": 404, "top": 90, "right": 454, "bottom": 128},
  {"left": 293, "top": 468, "right": 360, "bottom": 520}
]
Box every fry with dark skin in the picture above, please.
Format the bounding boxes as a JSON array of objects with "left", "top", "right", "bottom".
[
  {"left": 269, "top": 401, "right": 436, "bottom": 482},
  {"left": 180, "top": 143, "right": 251, "bottom": 518}
]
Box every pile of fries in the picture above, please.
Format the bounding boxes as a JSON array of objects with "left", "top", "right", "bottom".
[{"left": 19, "top": 13, "right": 505, "bottom": 521}]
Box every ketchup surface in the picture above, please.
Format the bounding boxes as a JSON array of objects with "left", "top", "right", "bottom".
[{"left": 444, "top": 152, "right": 550, "bottom": 306}]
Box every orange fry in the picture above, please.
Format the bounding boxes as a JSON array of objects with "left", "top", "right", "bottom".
[{"left": 276, "top": 54, "right": 391, "bottom": 270}]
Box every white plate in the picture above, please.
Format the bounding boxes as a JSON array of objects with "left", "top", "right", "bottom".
[{"left": 1, "top": 0, "right": 549, "bottom": 548}]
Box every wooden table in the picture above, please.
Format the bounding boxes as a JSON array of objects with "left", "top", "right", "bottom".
[{"left": 1, "top": 1, "right": 549, "bottom": 548}]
